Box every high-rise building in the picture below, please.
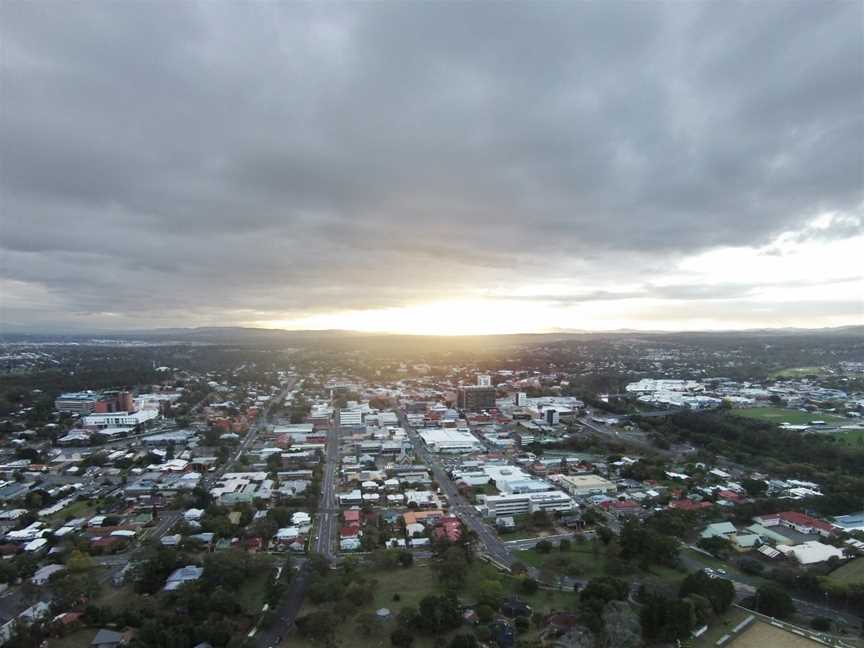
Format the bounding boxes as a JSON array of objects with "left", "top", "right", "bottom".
[
  {"left": 477, "top": 374, "right": 492, "bottom": 387},
  {"left": 545, "top": 409, "right": 560, "bottom": 425},
  {"left": 515, "top": 392, "right": 528, "bottom": 407},
  {"left": 457, "top": 386, "right": 496, "bottom": 411}
]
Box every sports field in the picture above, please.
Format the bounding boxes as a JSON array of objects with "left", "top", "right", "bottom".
[
  {"left": 727, "top": 621, "right": 821, "bottom": 648},
  {"left": 732, "top": 407, "right": 847, "bottom": 426},
  {"left": 768, "top": 367, "right": 829, "bottom": 379}
]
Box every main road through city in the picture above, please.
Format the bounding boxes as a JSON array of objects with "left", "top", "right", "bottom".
[
  {"left": 312, "top": 414, "right": 340, "bottom": 559},
  {"left": 254, "top": 407, "right": 340, "bottom": 648},
  {"left": 397, "top": 411, "right": 518, "bottom": 568}
]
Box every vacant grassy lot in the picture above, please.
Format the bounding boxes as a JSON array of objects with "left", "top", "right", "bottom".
[
  {"left": 731, "top": 407, "right": 847, "bottom": 426},
  {"left": 829, "top": 558, "right": 864, "bottom": 585}
]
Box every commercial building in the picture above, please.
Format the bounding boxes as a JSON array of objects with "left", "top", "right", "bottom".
[
  {"left": 779, "top": 540, "right": 845, "bottom": 565},
  {"left": 82, "top": 409, "right": 159, "bottom": 429},
  {"left": 558, "top": 474, "right": 617, "bottom": 497},
  {"left": 209, "top": 472, "right": 273, "bottom": 504},
  {"left": 483, "top": 491, "right": 575, "bottom": 517},
  {"left": 417, "top": 428, "right": 483, "bottom": 453},
  {"left": 457, "top": 386, "right": 496, "bottom": 412},
  {"left": 54, "top": 392, "right": 98, "bottom": 415},
  {"left": 339, "top": 410, "right": 363, "bottom": 427}
]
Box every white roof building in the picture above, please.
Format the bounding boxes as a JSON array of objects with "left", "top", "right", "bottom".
[{"left": 782, "top": 540, "right": 846, "bottom": 565}]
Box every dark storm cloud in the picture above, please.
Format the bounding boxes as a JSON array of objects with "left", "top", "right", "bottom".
[{"left": 1, "top": 1, "right": 862, "bottom": 329}]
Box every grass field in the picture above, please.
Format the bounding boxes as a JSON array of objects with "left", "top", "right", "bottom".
[
  {"left": 727, "top": 620, "right": 822, "bottom": 648},
  {"left": 282, "top": 563, "right": 451, "bottom": 648},
  {"left": 828, "top": 558, "right": 864, "bottom": 585},
  {"left": 281, "top": 559, "right": 581, "bottom": 648},
  {"left": 732, "top": 407, "right": 847, "bottom": 426},
  {"left": 47, "top": 499, "right": 99, "bottom": 523},
  {"left": 514, "top": 541, "right": 606, "bottom": 579}
]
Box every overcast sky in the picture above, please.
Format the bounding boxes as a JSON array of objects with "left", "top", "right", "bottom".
[{"left": 1, "top": 2, "right": 862, "bottom": 334}]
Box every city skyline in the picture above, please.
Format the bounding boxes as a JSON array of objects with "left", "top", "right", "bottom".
[{"left": 1, "top": 2, "right": 862, "bottom": 335}]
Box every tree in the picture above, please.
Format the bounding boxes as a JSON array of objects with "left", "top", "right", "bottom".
[
  {"left": 356, "top": 612, "right": 379, "bottom": 637},
  {"left": 603, "top": 600, "right": 641, "bottom": 648},
  {"left": 397, "top": 551, "right": 414, "bottom": 567},
  {"left": 448, "top": 635, "right": 478, "bottom": 648},
  {"left": 811, "top": 617, "right": 832, "bottom": 632},
  {"left": 697, "top": 535, "right": 733, "bottom": 559},
  {"left": 680, "top": 571, "right": 735, "bottom": 614},
  {"left": 390, "top": 626, "right": 414, "bottom": 647},
  {"left": 532, "top": 510, "right": 552, "bottom": 528},
  {"left": 640, "top": 594, "right": 695, "bottom": 642},
  {"left": 203, "top": 550, "right": 250, "bottom": 590},
  {"left": 417, "top": 595, "right": 462, "bottom": 634},
  {"left": 475, "top": 579, "right": 504, "bottom": 609},
  {"left": 742, "top": 478, "right": 768, "bottom": 497},
  {"left": 754, "top": 584, "right": 795, "bottom": 619},
  {"left": 297, "top": 610, "right": 336, "bottom": 641},
  {"left": 559, "top": 538, "right": 572, "bottom": 552},
  {"left": 520, "top": 577, "right": 539, "bottom": 595},
  {"left": 435, "top": 547, "right": 468, "bottom": 591},
  {"left": 476, "top": 604, "right": 495, "bottom": 624},
  {"left": 66, "top": 550, "right": 96, "bottom": 573},
  {"left": 535, "top": 540, "right": 553, "bottom": 554}
]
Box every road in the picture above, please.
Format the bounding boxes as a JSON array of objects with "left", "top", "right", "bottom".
[
  {"left": 253, "top": 403, "right": 339, "bottom": 648},
  {"left": 680, "top": 546, "right": 861, "bottom": 629},
  {"left": 398, "top": 412, "right": 517, "bottom": 568},
  {"left": 203, "top": 379, "right": 296, "bottom": 489},
  {"left": 312, "top": 416, "right": 340, "bottom": 559},
  {"left": 96, "top": 380, "right": 295, "bottom": 589}
]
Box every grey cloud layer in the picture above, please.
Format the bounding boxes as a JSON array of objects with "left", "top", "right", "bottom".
[{"left": 1, "top": 1, "right": 862, "bottom": 328}]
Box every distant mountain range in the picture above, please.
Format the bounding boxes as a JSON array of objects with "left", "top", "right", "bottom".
[{"left": 2, "top": 324, "right": 861, "bottom": 346}]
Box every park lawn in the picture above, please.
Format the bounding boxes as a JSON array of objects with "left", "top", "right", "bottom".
[
  {"left": 731, "top": 407, "right": 847, "bottom": 426},
  {"left": 521, "top": 586, "right": 580, "bottom": 614},
  {"left": 282, "top": 564, "right": 456, "bottom": 648},
  {"left": 828, "top": 558, "right": 864, "bottom": 585},
  {"left": 691, "top": 606, "right": 751, "bottom": 648},
  {"left": 514, "top": 542, "right": 606, "bottom": 579},
  {"left": 642, "top": 563, "right": 686, "bottom": 588},
  {"left": 370, "top": 561, "right": 440, "bottom": 609}
]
